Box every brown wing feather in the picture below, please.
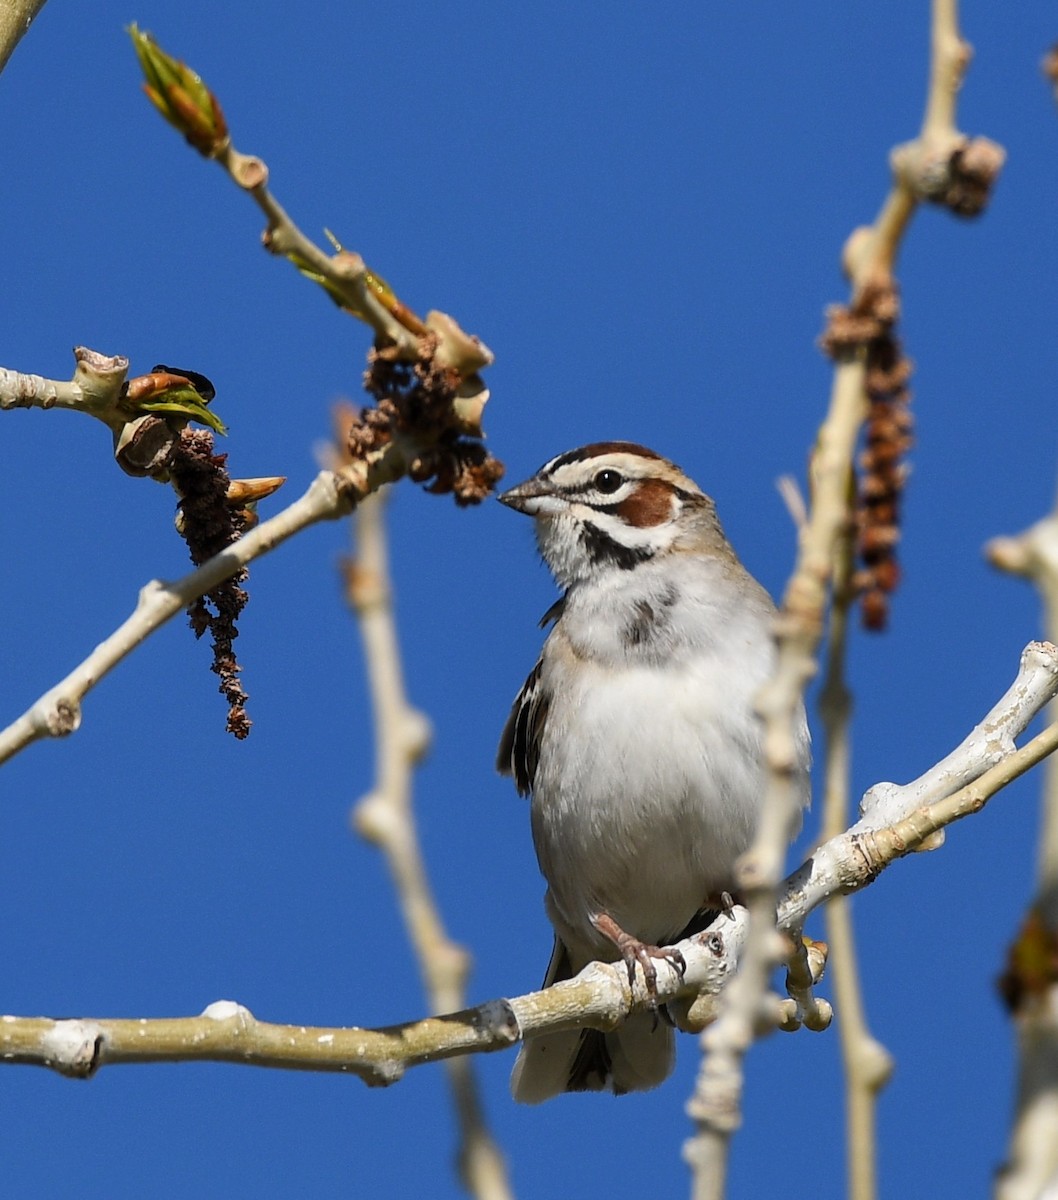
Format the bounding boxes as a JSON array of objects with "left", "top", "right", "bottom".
[
  {"left": 499, "top": 599, "right": 564, "bottom": 794},
  {"left": 496, "top": 658, "right": 549, "bottom": 795}
]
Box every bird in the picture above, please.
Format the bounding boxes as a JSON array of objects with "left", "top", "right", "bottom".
[{"left": 496, "top": 441, "right": 810, "bottom": 1103}]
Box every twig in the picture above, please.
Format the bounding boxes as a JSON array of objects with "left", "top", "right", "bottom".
[
  {"left": 0, "top": 930, "right": 741, "bottom": 1080},
  {"left": 820, "top": 520, "right": 893, "bottom": 1200},
  {"left": 129, "top": 27, "right": 492, "bottom": 381},
  {"left": 2, "top": 644, "right": 1053, "bottom": 1106},
  {"left": 988, "top": 504, "right": 1058, "bottom": 1199},
  {"left": 781, "top": 642, "right": 1058, "bottom": 925},
  {"left": 777, "top": 937, "right": 832, "bottom": 1033},
  {"left": 0, "top": 446, "right": 407, "bottom": 767},
  {"left": 218, "top": 141, "right": 420, "bottom": 356},
  {"left": 685, "top": 312, "right": 875, "bottom": 1200},
  {"left": 2, "top": 349, "right": 231, "bottom": 479},
  {"left": 0, "top": 0, "right": 47, "bottom": 75},
  {"left": 988, "top": 510, "right": 1058, "bottom": 924},
  {"left": 346, "top": 491, "right": 512, "bottom": 1200},
  {"left": 0, "top": 365, "right": 89, "bottom": 414},
  {"left": 684, "top": 4, "right": 1001, "bottom": 1190},
  {"left": 0, "top": 327, "right": 501, "bottom": 767},
  {"left": 213, "top": 143, "right": 491, "bottom": 380},
  {"left": 775, "top": 475, "right": 808, "bottom": 531},
  {"left": 0, "top": 348, "right": 130, "bottom": 427}
]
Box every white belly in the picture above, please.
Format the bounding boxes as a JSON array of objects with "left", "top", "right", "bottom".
[{"left": 530, "top": 653, "right": 765, "bottom": 961}]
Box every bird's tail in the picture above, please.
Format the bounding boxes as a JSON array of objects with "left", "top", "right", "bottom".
[{"left": 510, "top": 938, "right": 675, "bottom": 1104}]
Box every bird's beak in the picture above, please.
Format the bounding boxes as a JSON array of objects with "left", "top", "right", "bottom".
[{"left": 498, "top": 478, "right": 561, "bottom": 515}]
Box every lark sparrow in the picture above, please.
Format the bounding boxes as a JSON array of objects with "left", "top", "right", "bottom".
[{"left": 497, "top": 441, "right": 811, "bottom": 1103}]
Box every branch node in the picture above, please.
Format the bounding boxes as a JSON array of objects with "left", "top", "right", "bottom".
[
  {"left": 859, "top": 780, "right": 898, "bottom": 818},
  {"left": 227, "top": 150, "right": 267, "bottom": 191},
  {"left": 475, "top": 999, "right": 520, "bottom": 1044},
  {"left": 401, "top": 711, "right": 433, "bottom": 763},
  {"left": 40, "top": 1020, "right": 105, "bottom": 1079},
  {"left": 859, "top": 1035, "right": 896, "bottom": 1090},
  {"left": 352, "top": 792, "right": 397, "bottom": 845},
  {"left": 46, "top": 699, "right": 81, "bottom": 738},
  {"left": 915, "top": 829, "right": 946, "bottom": 852},
  {"left": 366, "top": 1058, "right": 405, "bottom": 1088},
  {"left": 201, "top": 1000, "right": 253, "bottom": 1025},
  {"left": 892, "top": 134, "right": 1006, "bottom": 217}
]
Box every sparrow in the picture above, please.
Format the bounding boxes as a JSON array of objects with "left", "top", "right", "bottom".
[{"left": 497, "top": 441, "right": 810, "bottom": 1102}]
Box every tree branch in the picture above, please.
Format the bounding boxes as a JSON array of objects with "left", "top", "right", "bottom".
[
  {"left": 781, "top": 642, "right": 1058, "bottom": 927},
  {"left": 988, "top": 499, "right": 1058, "bottom": 1199},
  {"left": 683, "top": 1, "right": 997, "bottom": 1192},
  {"left": 0, "top": 932, "right": 740, "bottom": 1080},
  {"left": 129, "top": 27, "right": 492, "bottom": 381},
  {"left": 819, "top": 535, "right": 893, "bottom": 1200},
  {"left": 2, "top": 644, "right": 1053, "bottom": 1089},
  {"left": 684, "top": 0, "right": 1009, "bottom": 1189},
  {"left": 0, "top": 309, "right": 502, "bottom": 768},
  {"left": 345, "top": 487, "right": 512, "bottom": 1200},
  {"left": 0, "top": 0, "right": 46, "bottom": 75},
  {"left": 0, "top": 446, "right": 406, "bottom": 767}
]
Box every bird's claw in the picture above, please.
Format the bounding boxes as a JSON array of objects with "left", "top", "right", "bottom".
[{"left": 591, "top": 912, "right": 687, "bottom": 1004}]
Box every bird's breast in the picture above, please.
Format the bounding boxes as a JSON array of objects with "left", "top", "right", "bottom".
[{"left": 529, "top": 648, "right": 768, "bottom": 955}]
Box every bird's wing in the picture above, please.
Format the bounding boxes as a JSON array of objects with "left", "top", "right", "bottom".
[{"left": 496, "top": 656, "right": 549, "bottom": 796}]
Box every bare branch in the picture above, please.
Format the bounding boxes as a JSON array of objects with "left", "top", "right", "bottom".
[
  {"left": 0, "top": 348, "right": 128, "bottom": 426},
  {"left": 128, "top": 28, "right": 492, "bottom": 379},
  {"left": 684, "top": 3, "right": 1005, "bottom": 1181},
  {"left": 0, "top": 451, "right": 402, "bottom": 767},
  {"left": 2, "top": 645, "right": 1053, "bottom": 1103},
  {"left": 0, "top": 931, "right": 741, "bottom": 1081},
  {"left": 782, "top": 642, "right": 1058, "bottom": 927},
  {"left": 346, "top": 487, "right": 512, "bottom": 1200},
  {"left": 989, "top": 500, "right": 1058, "bottom": 1198},
  {"left": 0, "top": 0, "right": 46, "bottom": 75},
  {"left": 819, "top": 536, "right": 893, "bottom": 1200},
  {"left": 988, "top": 514, "right": 1058, "bottom": 923}
]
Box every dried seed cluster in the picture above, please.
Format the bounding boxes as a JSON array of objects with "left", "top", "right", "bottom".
[
  {"left": 348, "top": 335, "right": 504, "bottom": 506},
  {"left": 169, "top": 430, "right": 252, "bottom": 739},
  {"left": 822, "top": 281, "right": 914, "bottom": 631}
]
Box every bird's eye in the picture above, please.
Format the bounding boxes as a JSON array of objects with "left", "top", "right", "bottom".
[{"left": 594, "top": 469, "right": 623, "bottom": 494}]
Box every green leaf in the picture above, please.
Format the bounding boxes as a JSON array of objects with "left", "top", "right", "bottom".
[{"left": 140, "top": 397, "right": 228, "bottom": 436}]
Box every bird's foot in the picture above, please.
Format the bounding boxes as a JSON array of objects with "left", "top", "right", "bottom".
[{"left": 590, "top": 912, "right": 686, "bottom": 1002}]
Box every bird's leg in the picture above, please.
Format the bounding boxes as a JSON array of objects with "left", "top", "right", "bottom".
[{"left": 590, "top": 912, "right": 687, "bottom": 1001}]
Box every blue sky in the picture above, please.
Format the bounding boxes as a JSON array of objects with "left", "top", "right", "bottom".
[{"left": 3, "top": 3, "right": 1057, "bottom": 1197}]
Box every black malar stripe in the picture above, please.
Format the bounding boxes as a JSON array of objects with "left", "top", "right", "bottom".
[{"left": 579, "top": 522, "right": 653, "bottom": 571}]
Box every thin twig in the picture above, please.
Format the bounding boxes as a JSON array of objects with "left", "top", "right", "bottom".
[
  {"left": 347, "top": 491, "right": 512, "bottom": 1200},
  {"left": 988, "top": 511, "right": 1058, "bottom": 924},
  {"left": 781, "top": 642, "right": 1058, "bottom": 925},
  {"left": 130, "top": 28, "right": 479, "bottom": 367},
  {"left": 0, "top": 446, "right": 407, "bottom": 767},
  {"left": 820, "top": 524, "right": 893, "bottom": 1200},
  {"left": 988, "top": 504, "right": 1058, "bottom": 1199},
  {"left": 221, "top": 143, "right": 418, "bottom": 354},
  {"left": 214, "top": 141, "right": 492, "bottom": 381},
  {"left": 3, "top": 643, "right": 1054, "bottom": 1098},
  {"left": 0, "top": 930, "right": 742, "bottom": 1080},
  {"left": 0, "top": 0, "right": 47, "bottom": 75},
  {"left": 0, "top": 325, "right": 503, "bottom": 768},
  {"left": 684, "top": 5, "right": 996, "bottom": 1189},
  {"left": 778, "top": 937, "right": 832, "bottom": 1033},
  {"left": 213, "top": 132, "right": 492, "bottom": 380}
]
